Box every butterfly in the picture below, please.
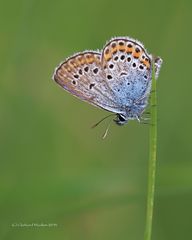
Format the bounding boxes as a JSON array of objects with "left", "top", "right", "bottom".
[{"left": 52, "top": 37, "right": 162, "bottom": 125}]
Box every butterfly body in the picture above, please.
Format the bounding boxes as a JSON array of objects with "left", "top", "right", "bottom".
[{"left": 53, "top": 37, "right": 162, "bottom": 125}]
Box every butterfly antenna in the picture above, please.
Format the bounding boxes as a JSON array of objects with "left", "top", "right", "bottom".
[
  {"left": 91, "top": 114, "right": 115, "bottom": 128},
  {"left": 102, "top": 118, "right": 113, "bottom": 139}
]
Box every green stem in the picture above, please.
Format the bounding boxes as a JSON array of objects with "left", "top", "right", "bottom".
[{"left": 144, "top": 62, "right": 157, "bottom": 240}]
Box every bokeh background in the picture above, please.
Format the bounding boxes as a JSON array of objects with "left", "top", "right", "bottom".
[{"left": 1, "top": 0, "right": 192, "bottom": 239}]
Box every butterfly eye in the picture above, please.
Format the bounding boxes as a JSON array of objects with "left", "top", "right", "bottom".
[
  {"left": 118, "top": 114, "right": 126, "bottom": 122},
  {"left": 114, "top": 114, "right": 128, "bottom": 126}
]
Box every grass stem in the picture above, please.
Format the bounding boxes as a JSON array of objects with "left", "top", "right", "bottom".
[{"left": 144, "top": 62, "right": 157, "bottom": 240}]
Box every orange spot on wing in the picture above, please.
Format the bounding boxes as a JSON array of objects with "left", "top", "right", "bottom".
[
  {"left": 133, "top": 52, "right": 141, "bottom": 58},
  {"left": 84, "top": 55, "right": 90, "bottom": 64},
  {"left": 141, "top": 60, "right": 150, "bottom": 68},
  {"left": 87, "top": 56, "right": 94, "bottom": 64},
  {"left": 66, "top": 65, "right": 71, "bottom": 72},
  {"left": 111, "top": 46, "right": 118, "bottom": 54},
  {"left": 57, "top": 68, "right": 67, "bottom": 80},
  {"left": 126, "top": 46, "right": 133, "bottom": 53},
  {"left": 93, "top": 55, "right": 100, "bottom": 64},
  {"left": 145, "top": 59, "right": 150, "bottom": 68},
  {"left": 80, "top": 58, "right": 85, "bottom": 65},
  {"left": 105, "top": 54, "right": 112, "bottom": 61},
  {"left": 77, "top": 57, "right": 83, "bottom": 65},
  {"left": 117, "top": 44, "right": 126, "bottom": 52},
  {"left": 68, "top": 60, "right": 77, "bottom": 69},
  {"left": 103, "top": 48, "right": 112, "bottom": 61}
]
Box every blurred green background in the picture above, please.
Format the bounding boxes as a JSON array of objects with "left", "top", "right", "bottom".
[{"left": 0, "top": 0, "right": 192, "bottom": 239}]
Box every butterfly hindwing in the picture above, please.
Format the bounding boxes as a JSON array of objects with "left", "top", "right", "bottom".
[{"left": 100, "top": 37, "right": 153, "bottom": 105}]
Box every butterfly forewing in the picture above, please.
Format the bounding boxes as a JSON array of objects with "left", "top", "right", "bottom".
[{"left": 53, "top": 51, "right": 121, "bottom": 112}]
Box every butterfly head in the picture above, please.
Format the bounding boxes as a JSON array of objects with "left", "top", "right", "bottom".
[
  {"left": 114, "top": 114, "right": 128, "bottom": 126},
  {"left": 114, "top": 99, "right": 148, "bottom": 125}
]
